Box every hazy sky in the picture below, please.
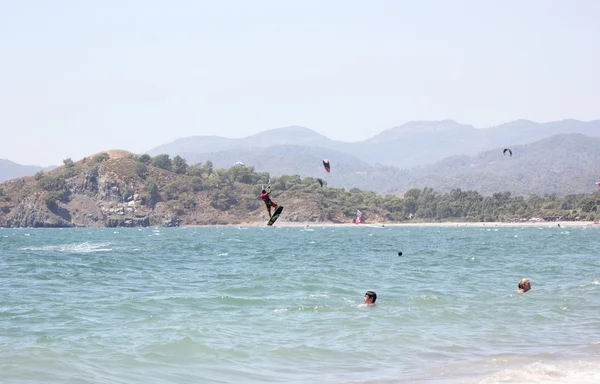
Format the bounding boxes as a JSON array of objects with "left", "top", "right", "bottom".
[{"left": 1, "top": 0, "right": 598, "bottom": 165}]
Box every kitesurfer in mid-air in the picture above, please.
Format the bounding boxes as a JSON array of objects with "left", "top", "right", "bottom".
[{"left": 260, "top": 186, "right": 278, "bottom": 218}]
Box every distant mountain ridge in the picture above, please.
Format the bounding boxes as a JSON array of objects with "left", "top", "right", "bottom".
[
  {"left": 146, "top": 132, "right": 600, "bottom": 196},
  {"left": 0, "top": 159, "right": 55, "bottom": 183},
  {"left": 396, "top": 133, "right": 600, "bottom": 196},
  {"left": 148, "top": 126, "right": 336, "bottom": 156},
  {"left": 147, "top": 119, "right": 600, "bottom": 170},
  {"left": 3, "top": 119, "right": 600, "bottom": 196}
]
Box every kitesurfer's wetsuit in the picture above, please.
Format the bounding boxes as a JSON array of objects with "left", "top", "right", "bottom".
[{"left": 260, "top": 187, "right": 277, "bottom": 217}]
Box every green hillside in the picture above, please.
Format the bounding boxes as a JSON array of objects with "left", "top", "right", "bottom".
[
  {"left": 395, "top": 134, "right": 600, "bottom": 196},
  {"left": 1, "top": 151, "right": 599, "bottom": 227}
]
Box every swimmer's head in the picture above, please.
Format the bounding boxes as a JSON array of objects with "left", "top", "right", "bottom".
[
  {"left": 364, "top": 291, "right": 377, "bottom": 304},
  {"left": 518, "top": 278, "right": 531, "bottom": 292}
]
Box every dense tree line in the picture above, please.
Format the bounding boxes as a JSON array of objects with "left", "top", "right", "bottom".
[
  {"left": 141, "top": 153, "right": 600, "bottom": 222},
  {"left": 209, "top": 160, "right": 600, "bottom": 222}
]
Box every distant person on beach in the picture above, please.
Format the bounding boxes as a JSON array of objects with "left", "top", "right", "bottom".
[
  {"left": 364, "top": 291, "right": 377, "bottom": 305},
  {"left": 518, "top": 278, "right": 531, "bottom": 293}
]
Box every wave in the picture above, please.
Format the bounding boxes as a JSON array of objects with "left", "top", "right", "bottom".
[
  {"left": 20, "top": 242, "right": 113, "bottom": 253},
  {"left": 473, "top": 358, "right": 600, "bottom": 384}
]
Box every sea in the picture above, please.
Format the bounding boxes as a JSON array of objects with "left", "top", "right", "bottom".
[{"left": 1, "top": 224, "right": 599, "bottom": 384}]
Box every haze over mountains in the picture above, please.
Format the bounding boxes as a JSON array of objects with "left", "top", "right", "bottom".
[
  {"left": 398, "top": 133, "right": 600, "bottom": 196},
  {"left": 0, "top": 160, "right": 55, "bottom": 184},
  {"left": 148, "top": 119, "right": 600, "bottom": 169},
  {"left": 144, "top": 119, "right": 600, "bottom": 195},
  {"left": 3, "top": 119, "right": 600, "bottom": 196}
]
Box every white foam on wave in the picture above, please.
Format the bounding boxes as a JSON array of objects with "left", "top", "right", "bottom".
[
  {"left": 218, "top": 252, "right": 228, "bottom": 256},
  {"left": 475, "top": 359, "right": 600, "bottom": 384},
  {"left": 21, "top": 242, "right": 113, "bottom": 253}
]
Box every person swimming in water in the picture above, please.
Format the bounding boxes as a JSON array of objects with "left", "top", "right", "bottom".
[
  {"left": 363, "top": 291, "right": 377, "bottom": 305},
  {"left": 518, "top": 278, "right": 531, "bottom": 293}
]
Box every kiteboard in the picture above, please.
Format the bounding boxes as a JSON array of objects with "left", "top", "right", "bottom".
[{"left": 267, "top": 206, "right": 284, "bottom": 226}]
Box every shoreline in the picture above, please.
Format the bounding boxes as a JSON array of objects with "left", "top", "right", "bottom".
[{"left": 184, "top": 220, "right": 598, "bottom": 228}]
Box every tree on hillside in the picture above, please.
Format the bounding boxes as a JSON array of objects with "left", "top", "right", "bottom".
[
  {"left": 187, "top": 164, "right": 204, "bottom": 177},
  {"left": 217, "top": 165, "right": 268, "bottom": 185},
  {"left": 135, "top": 162, "right": 149, "bottom": 179},
  {"left": 94, "top": 153, "right": 110, "bottom": 163},
  {"left": 172, "top": 155, "right": 188, "bottom": 174},
  {"left": 270, "top": 175, "right": 301, "bottom": 191},
  {"left": 145, "top": 179, "right": 160, "bottom": 206},
  {"left": 152, "top": 154, "right": 172, "bottom": 171},
  {"left": 63, "top": 158, "right": 75, "bottom": 168},
  {"left": 202, "top": 160, "right": 214, "bottom": 177},
  {"left": 138, "top": 154, "right": 152, "bottom": 164},
  {"left": 210, "top": 189, "right": 238, "bottom": 210},
  {"left": 61, "top": 158, "right": 76, "bottom": 178}
]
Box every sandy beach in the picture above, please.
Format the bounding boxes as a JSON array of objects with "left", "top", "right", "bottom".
[
  {"left": 186, "top": 220, "right": 598, "bottom": 228},
  {"left": 275, "top": 221, "right": 598, "bottom": 228}
]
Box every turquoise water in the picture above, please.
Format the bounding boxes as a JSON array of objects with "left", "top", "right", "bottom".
[{"left": 1, "top": 225, "right": 599, "bottom": 383}]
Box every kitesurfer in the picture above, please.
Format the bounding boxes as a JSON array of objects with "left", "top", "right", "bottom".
[{"left": 260, "top": 186, "right": 278, "bottom": 218}]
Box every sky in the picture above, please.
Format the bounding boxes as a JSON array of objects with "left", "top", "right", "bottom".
[{"left": 1, "top": 0, "right": 599, "bottom": 166}]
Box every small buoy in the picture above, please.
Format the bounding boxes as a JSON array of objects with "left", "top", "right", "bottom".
[{"left": 397, "top": 252, "right": 403, "bottom": 257}]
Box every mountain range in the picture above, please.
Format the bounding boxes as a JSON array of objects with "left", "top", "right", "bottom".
[
  {"left": 3, "top": 119, "right": 600, "bottom": 195},
  {"left": 147, "top": 119, "right": 600, "bottom": 169},
  {"left": 396, "top": 133, "right": 600, "bottom": 196},
  {"left": 0, "top": 160, "right": 55, "bottom": 184}
]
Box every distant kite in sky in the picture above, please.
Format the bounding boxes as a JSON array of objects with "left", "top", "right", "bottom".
[
  {"left": 503, "top": 148, "right": 512, "bottom": 157},
  {"left": 322, "top": 159, "right": 331, "bottom": 173}
]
